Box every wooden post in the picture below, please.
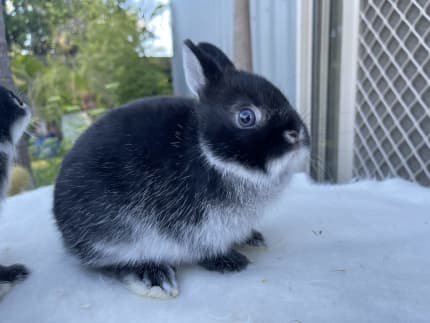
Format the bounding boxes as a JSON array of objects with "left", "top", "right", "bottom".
[
  {"left": 234, "top": 0, "right": 253, "bottom": 72},
  {"left": 0, "top": 2, "right": 15, "bottom": 90}
]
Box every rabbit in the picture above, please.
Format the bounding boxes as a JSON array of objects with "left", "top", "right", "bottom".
[
  {"left": 0, "top": 85, "right": 31, "bottom": 300},
  {"left": 53, "top": 39, "right": 310, "bottom": 299}
]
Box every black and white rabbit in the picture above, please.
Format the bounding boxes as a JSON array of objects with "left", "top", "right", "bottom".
[
  {"left": 54, "top": 40, "right": 310, "bottom": 298},
  {"left": 0, "top": 85, "right": 31, "bottom": 299}
]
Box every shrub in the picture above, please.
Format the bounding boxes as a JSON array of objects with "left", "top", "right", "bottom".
[
  {"left": 31, "top": 157, "right": 63, "bottom": 188},
  {"left": 8, "top": 165, "right": 34, "bottom": 196}
]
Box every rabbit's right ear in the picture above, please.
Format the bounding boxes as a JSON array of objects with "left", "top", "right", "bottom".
[{"left": 182, "top": 39, "right": 224, "bottom": 96}]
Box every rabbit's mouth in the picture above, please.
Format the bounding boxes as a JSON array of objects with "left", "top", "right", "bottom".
[{"left": 266, "top": 145, "right": 310, "bottom": 179}]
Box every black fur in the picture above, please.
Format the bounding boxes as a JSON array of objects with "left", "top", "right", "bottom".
[
  {"left": 197, "top": 42, "right": 235, "bottom": 70},
  {"left": 245, "top": 230, "right": 266, "bottom": 247},
  {"left": 199, "top": 250, "right": 250, "bottom": 273},
  {"left": 0, "top": 153, "right": 7, "bottom": 194},
  {"left": 103, "top": 262, "right": 176, "bottom": 289},
  {"left": 0, "top": 264, "right": 29, "bottom": 283},
  {"left": 53, "top": 40, "right": 310, "bottom": 295},
  {"left": 0, "top": 86, "right": 27, "bottom": 143},
  {"left": 0, "top": 85, "right": 31, "bottom": 291},
  {"left": 185, "top": 41, "right": 308, "bottom": 172},
  {"left": 55, "top": 97, "right": 217, "bottom": 260}
]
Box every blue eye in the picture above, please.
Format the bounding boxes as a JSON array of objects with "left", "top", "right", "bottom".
[{"left": 237, "top": 108, "right": 256, "bottom": 128}]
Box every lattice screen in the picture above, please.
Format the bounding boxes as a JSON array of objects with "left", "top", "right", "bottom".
[{"left": 354, "top": 0, "right": 430, "bottom": 186}]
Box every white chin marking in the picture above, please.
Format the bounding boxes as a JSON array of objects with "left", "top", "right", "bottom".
[
  {"left": 200, "top": 140, "right": 309, "bottom": 184},
  {"left": 122, "top": 274, "right": 179, "bottom": 299},
  {"left": 267, "top": 147, "right": 310, "bottom": 177},
  {"left": 0, "top": 282, "right": 13, "bottom": 300},
  {"left": 199, "top": 141, "right": 267, "bottom": 185}
]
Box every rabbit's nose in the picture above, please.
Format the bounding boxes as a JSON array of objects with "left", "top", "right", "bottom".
[{"left": 284, "top": 130, "right": 299, "bottom": 144}]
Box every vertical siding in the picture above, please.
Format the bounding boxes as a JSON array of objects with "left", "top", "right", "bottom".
[
  {"left": 170, "top": 0, "right": 234, "bottom": 96},
  {"left": 250, "top": 0, "right": 297, "bottom": 106},
  {"left": 170, "top": 0, "right": 297, "bottom": 107}
]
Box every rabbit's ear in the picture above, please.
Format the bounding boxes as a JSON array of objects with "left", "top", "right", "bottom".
[
  {"left": 182, "top": 39, "right": 224, "bottom": 96},
  {"left": 197, "top": 42, "right": 235, "bottom": 70}
]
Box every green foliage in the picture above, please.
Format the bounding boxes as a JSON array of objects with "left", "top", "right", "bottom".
[
  {"left": 30, "top": 137, "right": 73, "bottom": 188},
  {"left": 73, "top": 0, "right": 172, "bottom": 107},
  {"left": 11, "top": 54, "right": 44, "bottom": 79},
  {"left": 8, "top": 165, "right": 33, "bottom": 196},
  {"left": 116, "top": 57, "right": 172, "bottom": 103},
  {"left": 31, "top": 61, "right": 84, "bottom": 121},
  {"left": 5, "top": 0, "right": 172, "bottom": 187},
  {"left": 4, "top": 0, "right": 77, "bottom": 55},
  {"left": 10, "top": 53, "right": 43, "bottom": 94},
  {"left": 31, "top": 157, "right": 63, "bottom": 187},
  {"left": 6, "top": 0, "right": 172, "bottom": 122}
]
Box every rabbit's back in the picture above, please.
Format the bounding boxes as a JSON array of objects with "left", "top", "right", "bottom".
[{"left": 53, "top": 96, "right": 214, "bottom": 264}]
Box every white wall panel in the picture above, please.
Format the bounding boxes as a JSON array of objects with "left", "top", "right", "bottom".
[{"left": 171, "top": 0, "right": 297, "bottom": 106}]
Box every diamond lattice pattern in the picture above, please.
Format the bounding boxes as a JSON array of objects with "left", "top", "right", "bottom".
[{"left": 354, "top": 0, "right": 430, "bottom": 186}]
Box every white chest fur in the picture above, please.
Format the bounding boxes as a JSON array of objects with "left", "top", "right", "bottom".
[
  {"left": 90, "top": 199, "right": 264, "bottom": 267},
  {"left": 195, "top": 204, "right": 260, "bottom": 254},
  {"left": 0, "top": 142, "right": 13, "bottom": 200}
]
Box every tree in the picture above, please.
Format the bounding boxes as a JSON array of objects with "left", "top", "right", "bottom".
[
  {"left": 4, "top": 0, "right": 76, "bottom": 56},
  {"left": 6, "top": 0, "right": 171, "bottom": 122},
  {"left": 74, "top": 0, "right": 171, "bottom": 107},
  {"left": 2, "top": 0, "right": 171, "bottom": 188},
  {"left": 0, "top": 1, "right": 33, "bottom": 180},
  {"left": 0, "top": 1, "right": 14, "bottom": 88},
  {"left": 3, "top": 0, "right": 172, "bottom": 126}
]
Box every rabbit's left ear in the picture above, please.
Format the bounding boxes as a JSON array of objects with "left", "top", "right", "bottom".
[
  {"left": 197, "top": 42, "right": 235, "bottom": 71},
  {"left": 182, "top": 39, "right": 224, "bottom": 96}
]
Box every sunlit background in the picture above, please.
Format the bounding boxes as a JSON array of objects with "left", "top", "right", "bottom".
[
  {"left": 1, "top": 0, "right": 429, "bottom": 196},
  {"left": 1, "top": 0, "right": 174, "bottom": 194}
]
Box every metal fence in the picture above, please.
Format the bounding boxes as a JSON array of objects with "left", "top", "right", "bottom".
[{"left": 354, "top": 0, "right": 430, "bottom": 186}]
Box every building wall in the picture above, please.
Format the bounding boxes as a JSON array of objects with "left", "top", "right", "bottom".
[
  {"left": 170, "top": 0, "right": 298, "bottom": 108},
  {"left": 250, "top": 0, "right": 297, "bottom": 107},
  {"left": 170, "top": 0, "right": 234, "bottom": 96}
]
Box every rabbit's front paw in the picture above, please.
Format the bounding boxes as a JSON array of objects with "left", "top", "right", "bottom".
[
  {"left": 0, "top": 264, "right": 30, "bottom": 283},
  {"left": 121, "top": 263, "right": 178, "bottom": 299},
  {"left": 0, "top": 264, "right": 29, "bottom": 301},
  {"left": 244, "top": 230, "right": 266, "bottom": 247},
  {"left": 199, "top": 249, "right": 250, "bottom": 273}
]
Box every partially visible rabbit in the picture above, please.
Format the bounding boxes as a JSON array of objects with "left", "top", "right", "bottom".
[
  {"left": 0, "top": 86, "right": 31, "bottom": 300},
  {"left": 54, "top": 39, "right": 310, "bottom": 299}
]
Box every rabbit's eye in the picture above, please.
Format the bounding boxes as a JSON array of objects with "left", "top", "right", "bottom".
[{"left": 237, "top": 108, "right": 256, "bottom": 128}]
